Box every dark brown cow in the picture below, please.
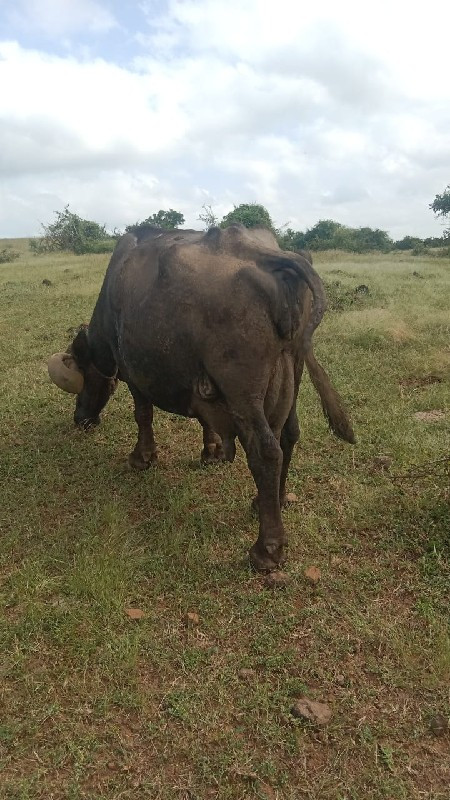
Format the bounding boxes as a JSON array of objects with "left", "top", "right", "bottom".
[{"left": 48, "top": 224, "right": 354, "bottom": 571}]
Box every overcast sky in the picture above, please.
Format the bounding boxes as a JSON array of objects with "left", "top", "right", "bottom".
[{"left": 1, "top": 0, "right": 449, "bottom": 239}]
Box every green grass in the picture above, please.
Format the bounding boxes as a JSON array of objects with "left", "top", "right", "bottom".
[{"left": 0, "top": 242, "right": 449, "bottom": 799}]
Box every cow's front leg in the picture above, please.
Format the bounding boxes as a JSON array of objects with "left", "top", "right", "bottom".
[
  {"left": 238, "top": 415, "right": 285, "bottom": 572},
  {"left": 128, "top": 385, "right": 157, "bottom": 470},
  {"left": 200, "top": 422, "right": 226, "bottom": 464}
]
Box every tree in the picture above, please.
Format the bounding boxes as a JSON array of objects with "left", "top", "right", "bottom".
[
  {"left": 351, "top": 227, "right": 393, "bottom": 253},
  {"left": 220, "top": 203, "right": 275, "bottom": 231},
  {"left": 302, "top": 220, "right": 348, "bottom": 251},
  {"left": 278, "top": 227, "right": 308, "bottom": 251},
  {"left": 394, "top": 236, "right": 423, "bottom": 250},
  {"left": 279, "top": 219, "right": 393, "bottom": 253},
  {"left": 126, "top": 209, "right": 185, "bottom": 234},
  {"left": 423, "top": 236, "right": 445, "bottom": 248},
  {"left": 430, "top": 186, "right": 450, "bottom": 239},
  {"left": 30, "top": 206, "right": 115, "bottom": 255},
  {"left": 430, "top": 185, "right": 450, "bottom": 218}
]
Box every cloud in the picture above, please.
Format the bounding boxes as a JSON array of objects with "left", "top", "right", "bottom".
[{"left": 0, "top": 1, "right": 449, "bottom": 239}]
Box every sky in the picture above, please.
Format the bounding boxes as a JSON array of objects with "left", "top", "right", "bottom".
[{"left": 0, "top": 0, "right": 449, "bottom": 239}]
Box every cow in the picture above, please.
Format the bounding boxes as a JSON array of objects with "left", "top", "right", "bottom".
[{"left": 48, "top": 224, "right": 354, "bottom": 572}]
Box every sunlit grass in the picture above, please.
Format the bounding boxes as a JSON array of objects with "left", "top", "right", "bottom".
[{"left": 0, "top": 242, "right": 449, "bottom": 799}]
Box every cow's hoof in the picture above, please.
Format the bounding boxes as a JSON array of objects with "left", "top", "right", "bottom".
[
  {"left": 249, "top": 543, "right": 285, "bottom": 573},
  {"left": 128, "top": 451, "right": 157, "bottom": 470},
  {"left": 200, "top": 445, "right": 226, "bottom": 465}
]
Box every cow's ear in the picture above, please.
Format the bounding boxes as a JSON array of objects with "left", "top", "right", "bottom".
[{"left": 70, "top": 325, "right": 90, "bottom": 368}]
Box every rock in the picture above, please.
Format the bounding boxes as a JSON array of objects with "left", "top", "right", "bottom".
[
  {"left": 263, "top": 571, "right": 291, "bottom": 589},
  {"left": 256, "top": 785, "right": 276, "bottom": 800},
  {"left": 238, "top": 668, "right": 256, "bottom": 681},
  {"left": 291, "top": 697, "right": 332, "bottom": 725},
  {"left": 335, "top": 673, "right": 346, "bottom": 686},
  {"left": 184, "top": 611, "right": 200, "bottom": 625},
  {"left": 429, "top": 714, "right": 448, "bottom": 737},
  {"left": 304, "top": 566, "right": 321, "bottom": 585},
  {"left": 373, "top": 455, "right": 392, "bottom": 470},
  {"left": 125, "top": 607, "right": 145, "bottom": 620},
  {"left": 285, "top": 492, "right": 298, "bottom": 503}
]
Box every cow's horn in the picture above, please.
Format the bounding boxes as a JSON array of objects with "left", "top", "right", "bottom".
[{"left": 48, "top": 353, "right": 84, "bottom": 394}]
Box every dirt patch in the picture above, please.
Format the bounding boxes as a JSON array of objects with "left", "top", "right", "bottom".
[
  {"left": 400, "top": 375, "right": 443, "bottom": 390},
  {"left": 386, "top": 321, "right": 416, "bottom": 342},
  {"left": 413, "top": 410, "right": 446, "bottom": 422}
]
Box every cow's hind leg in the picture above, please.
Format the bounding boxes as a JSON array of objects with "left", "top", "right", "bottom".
[
  {"left": 200, "top": 422, "right": 226, "bottom": 464},
  {"left": 238, "top": 412, "right": 285, "bottom": 572},
  {"left": 279, "top": 406, "right": 300, "bottom": 505},
  {"left": 128, "top": 385, "right": 158, "bottom": 470}
]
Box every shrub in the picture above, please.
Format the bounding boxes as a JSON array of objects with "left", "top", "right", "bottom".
[
  {"left": 0, "top": 247, "right": 20, "bottom": 264},
  {"left": 30, "top": 206, "right": 115, "bottom": 255},
  {"left": 78, "top": 239, "right": 117, "bottom": 254},
  {"left": 220, "top": 203, "right": 275, "bottom": 231}
]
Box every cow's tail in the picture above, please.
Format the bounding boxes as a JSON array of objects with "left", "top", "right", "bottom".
[
  {"left": 258, "top": 250, "right": 355, "bottom": 444},
  {"left": 305, "top": 348, "right": 355, "bottom": 443}
]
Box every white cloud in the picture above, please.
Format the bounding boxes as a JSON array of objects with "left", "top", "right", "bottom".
[{"left": 1, "top": 0, "right": 450, "bottom": 238}]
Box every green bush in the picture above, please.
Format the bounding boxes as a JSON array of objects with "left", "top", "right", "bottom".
[
  {"left": 281, "top": 220, "right": 393, "bottom": 253},
  {"left": 220, "top": 203, "right": 275, "bottom": 231},
  {"left": 30, "top": 206, "right": 115, "bottom": 256},
  {"left": 0, "top": 247, "right": 20, "bottom": 264},
  {"left": 77, "top": 239, "right": 117, "bottom": 254},
  {"left": 411, "top": 243, "right": 429, "bottom": 256}
]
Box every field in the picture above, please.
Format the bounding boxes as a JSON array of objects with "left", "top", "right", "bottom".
[{"left": 0, "top": 238, "right": 449, "bottom": 800}]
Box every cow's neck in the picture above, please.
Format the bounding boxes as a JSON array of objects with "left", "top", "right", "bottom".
[{"left": 88, "top": 316, "right": 117, "bottom": 379}]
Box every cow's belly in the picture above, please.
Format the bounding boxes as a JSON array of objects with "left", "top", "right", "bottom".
[{"left": 117, "top": 345, "right": 196, "bottom": 417}]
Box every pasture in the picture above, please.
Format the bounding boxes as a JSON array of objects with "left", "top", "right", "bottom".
[{"left": 0, "top": 238, "right": 449, "bottom": 799}]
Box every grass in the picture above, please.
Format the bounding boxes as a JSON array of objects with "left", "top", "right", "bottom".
[{"left": 0, "top": 241, "right": 449, "bottom": 799}]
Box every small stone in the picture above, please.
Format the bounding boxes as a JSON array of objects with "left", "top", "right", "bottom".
[
  {"left": 304, "top": 566, "right": 321, "bottom": 585},
  {"left": 429, "top": 714, "right": 448, "bottom": 737},
  {"left": 263, "top": 571, "right": 291, "bottom": 589},
  {"left": 373, "top": 455, "right": 392, "bottom": 470},
  {"left": 125, "top": 607, "right": 145, "bottom": 620},
  {"left": 285, "top": 492, "right": 298, "bottom": 503},
  {"left": 257, "top": 785, "right": 276, "bottom": 800},
  {"left": 184, "top": 611, "right": 200, "bottom": 625},
  {"left": 107, "top": 761, "right": 116, "bottom": 770},
  {"left": 291, "top": 697, "right": 332, "bottom": 725},
  {"left": 335, "top": 673, "right": 346, "bottom": 686},
  {"left": 238, "top": 668, "right": 256, "bottom": 681}
]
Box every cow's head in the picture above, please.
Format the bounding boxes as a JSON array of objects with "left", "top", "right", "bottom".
[{"left": 48, "top": 326, "right": 117, "bottom": 429}]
